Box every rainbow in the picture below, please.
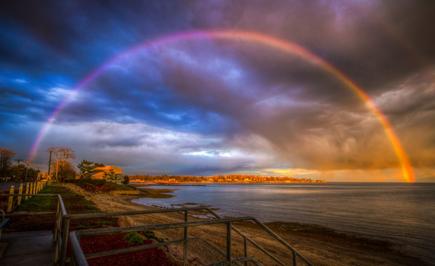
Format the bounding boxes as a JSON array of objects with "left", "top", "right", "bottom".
[{"left": 29, "top": 30, "right": 415, "bottom": 182}]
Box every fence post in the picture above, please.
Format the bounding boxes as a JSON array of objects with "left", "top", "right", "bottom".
[
  {"left": 292, "top": 250, "right": 297, "bottom": 266},
  {"left": 25, "top": 182, "right": 30, "bottom": 199},
  {"left": 183, "top": 210, "right": 188, "bottom": 266},
  {"left": 17, "top": 183, "right": 23, "bottom": 205},
  {"left": 33, "top": 181, "right": 36, "bottom": 194},
  {"left": 7, "top": 185, "right": 15, "bottom": 213},
  {"left": 226, "top": 222, "right": 232, "bottom": 265}
]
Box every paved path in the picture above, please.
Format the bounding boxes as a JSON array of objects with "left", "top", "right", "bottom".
[{"left": 0, "top": 230, "right": 53, "bottom": 266}]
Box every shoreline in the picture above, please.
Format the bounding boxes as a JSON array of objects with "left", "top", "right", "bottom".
[
  {"left": 132, "top": 184, "right": 429, "bottom": 265},
  {"left": 66, "top": 183, "right": 426, "bottom": 265},
  {"left": 134, "top": 186, "right": 176, "bottom": 198},
  {"left": 131, "top": 182, "right": 325, "bottom": 186}
]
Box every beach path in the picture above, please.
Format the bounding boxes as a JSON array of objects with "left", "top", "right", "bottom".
[{"left": 0, "top": 230, "right": 53, "bottom": 266}]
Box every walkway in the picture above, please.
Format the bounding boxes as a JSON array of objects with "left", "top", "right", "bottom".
[{"left": 0, "top": 230, "right": 53, "bottom": 266}]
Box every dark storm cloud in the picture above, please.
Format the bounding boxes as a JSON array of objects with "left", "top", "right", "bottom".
[
  {"left": 0, "top": 0, "right": 190, "bottom": 55},
  {"left": 375, "top": 68, "right": 435, "bottom": 168},
  {"left": 0, "top": 0, "right": 434, "bottom": 178},
  {"left": 0, "top": 85, "right": 50, "bottom": 123},
  {"left": 190, "top": 0, "right": 435, "bottom": 88}
]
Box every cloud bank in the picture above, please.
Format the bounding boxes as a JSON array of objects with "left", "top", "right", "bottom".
[{"left": 0, "top": 0, "right": 434, "bottom": 181}]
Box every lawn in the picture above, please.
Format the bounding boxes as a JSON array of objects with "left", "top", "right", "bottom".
[{"left": 17, "top": 185, "right": 98, "bottom": 212}]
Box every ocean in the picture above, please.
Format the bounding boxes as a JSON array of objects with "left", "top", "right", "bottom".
[{"left": 133, "top": 183, "right": 435, "bottom": 264}]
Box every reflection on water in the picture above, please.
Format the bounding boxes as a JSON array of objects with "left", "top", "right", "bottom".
[{"left": 133, "top": 183, "right": 435, "bottom": 263}]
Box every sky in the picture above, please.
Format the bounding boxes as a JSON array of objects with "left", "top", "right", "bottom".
[{"left": 0, "top": 0, "right": 434, "bottom": 182}]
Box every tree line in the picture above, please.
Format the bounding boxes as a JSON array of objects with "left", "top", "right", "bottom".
[
  {"left": 129, "top": 174, "right": 323, "bottom": 183},
  {"left": 0, "top": 147, "right": 40, "bottom": 182},
  {"left": 0, "top": 146, "right": 129, "bottom": 184}
]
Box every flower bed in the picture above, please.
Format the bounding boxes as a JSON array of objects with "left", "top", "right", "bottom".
[{"left": 80, "top": 232, "right": 177, "bottom": 266}]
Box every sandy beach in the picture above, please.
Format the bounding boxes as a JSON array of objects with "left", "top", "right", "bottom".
[{"left": 63, "top": 183, "right": 424, "bottom": 266}]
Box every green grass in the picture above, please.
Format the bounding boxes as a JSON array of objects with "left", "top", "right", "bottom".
[
  {"left": 124, "top": 232, "right": 145, "bottom": 245},
  {"left": 16, "top": 185, "right": 60, "bottom": 212},
  {"left": 10, "top": 183, "right": 118, "bottom": 232},
  {"left": 17, "top": 184, "right": 98, "bottom": 213}
]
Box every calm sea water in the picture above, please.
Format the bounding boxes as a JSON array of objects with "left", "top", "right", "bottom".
[{"left": 133, "top": 183, "right": 435, "bottom": 263}]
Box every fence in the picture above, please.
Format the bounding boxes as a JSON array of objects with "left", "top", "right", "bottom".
[
  {"left": 0, "top": 185, "right": 67, "bottom": 266},
  {"left": 1, "top": 181, "right": 48, "bottom": 212},
  {"left": 1, "top": 185, "right": 312, "bottom": 266}
]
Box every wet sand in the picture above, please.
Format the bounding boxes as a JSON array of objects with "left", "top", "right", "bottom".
[{"left": 64, "top": 183, "right": 425, "bottom": 265}]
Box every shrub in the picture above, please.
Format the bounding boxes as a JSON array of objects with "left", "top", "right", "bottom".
[
  {"left": 67, "top": 178, "right": 134, "bottom": 193},
  {"left": 122, "top": 175, "right": 130, "bottom": 185},
  {"left": 124, "top": 232, "right": 144, "bottom": 245}
]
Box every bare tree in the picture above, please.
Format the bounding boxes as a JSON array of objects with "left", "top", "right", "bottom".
[
  {"left": 15, "top": 159, "right": 30, "bottom": 181},
  {"left": 48, "top": 147, "right": 75, "bottom": 182}
]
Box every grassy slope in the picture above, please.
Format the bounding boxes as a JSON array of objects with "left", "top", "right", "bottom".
[
  {"left": 17, "top": 185, "right": 98, "bottom": 212},
  {"left": 8, "top": 184, "right": 117, "bottom": 231}
]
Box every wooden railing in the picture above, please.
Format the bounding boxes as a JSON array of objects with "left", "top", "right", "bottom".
[
  {"left": 0, "top": 188, "right": 68, "bottom": 266},
  {"left": 1, "top": 181, "right": 48, "bottom": 212}
]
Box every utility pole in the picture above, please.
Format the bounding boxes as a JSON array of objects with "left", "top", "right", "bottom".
[
  {"left": 55, "top": 159, "right": 59, "bottom": 182},
  {"left": 24, "top": 160, "right": 29, "bottom": 181},
  {"left": 48, "top": 149, "right": 53, "bottom": 176}
]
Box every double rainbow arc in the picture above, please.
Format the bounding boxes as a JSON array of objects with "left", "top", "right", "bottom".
[{"left": 29, "top": 30, "right": 415, "bottom": 182}]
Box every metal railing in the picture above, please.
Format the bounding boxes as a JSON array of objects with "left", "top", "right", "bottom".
[
  {"left": 66, "top": 207, "right": 312, "bottom": 266},
  {"left": 53, "top": 194, "right": 69, "bottom": 265},
  {"left": 2, "top": 185, "right": 311, "bottom": 266},
  {"left": 0, "top": 188, "right": 69, "bottom": 266},
  {"left": 0, "top": 209, "right": 8, "bottom": 240},
  {"left": 70, "top": 217, "right": 255, "bottom": 266}
]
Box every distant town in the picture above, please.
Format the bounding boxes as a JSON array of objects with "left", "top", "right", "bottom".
[
  {"left": 129, "top": 174, "right": 324, "bottom": 184},
  {"left": 1, "top": 146, "right": 324, "bottom": 185}
]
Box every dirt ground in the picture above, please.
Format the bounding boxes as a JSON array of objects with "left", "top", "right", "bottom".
[{"left": 63, "top": 183, "right": 424, "bottom": 266}]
